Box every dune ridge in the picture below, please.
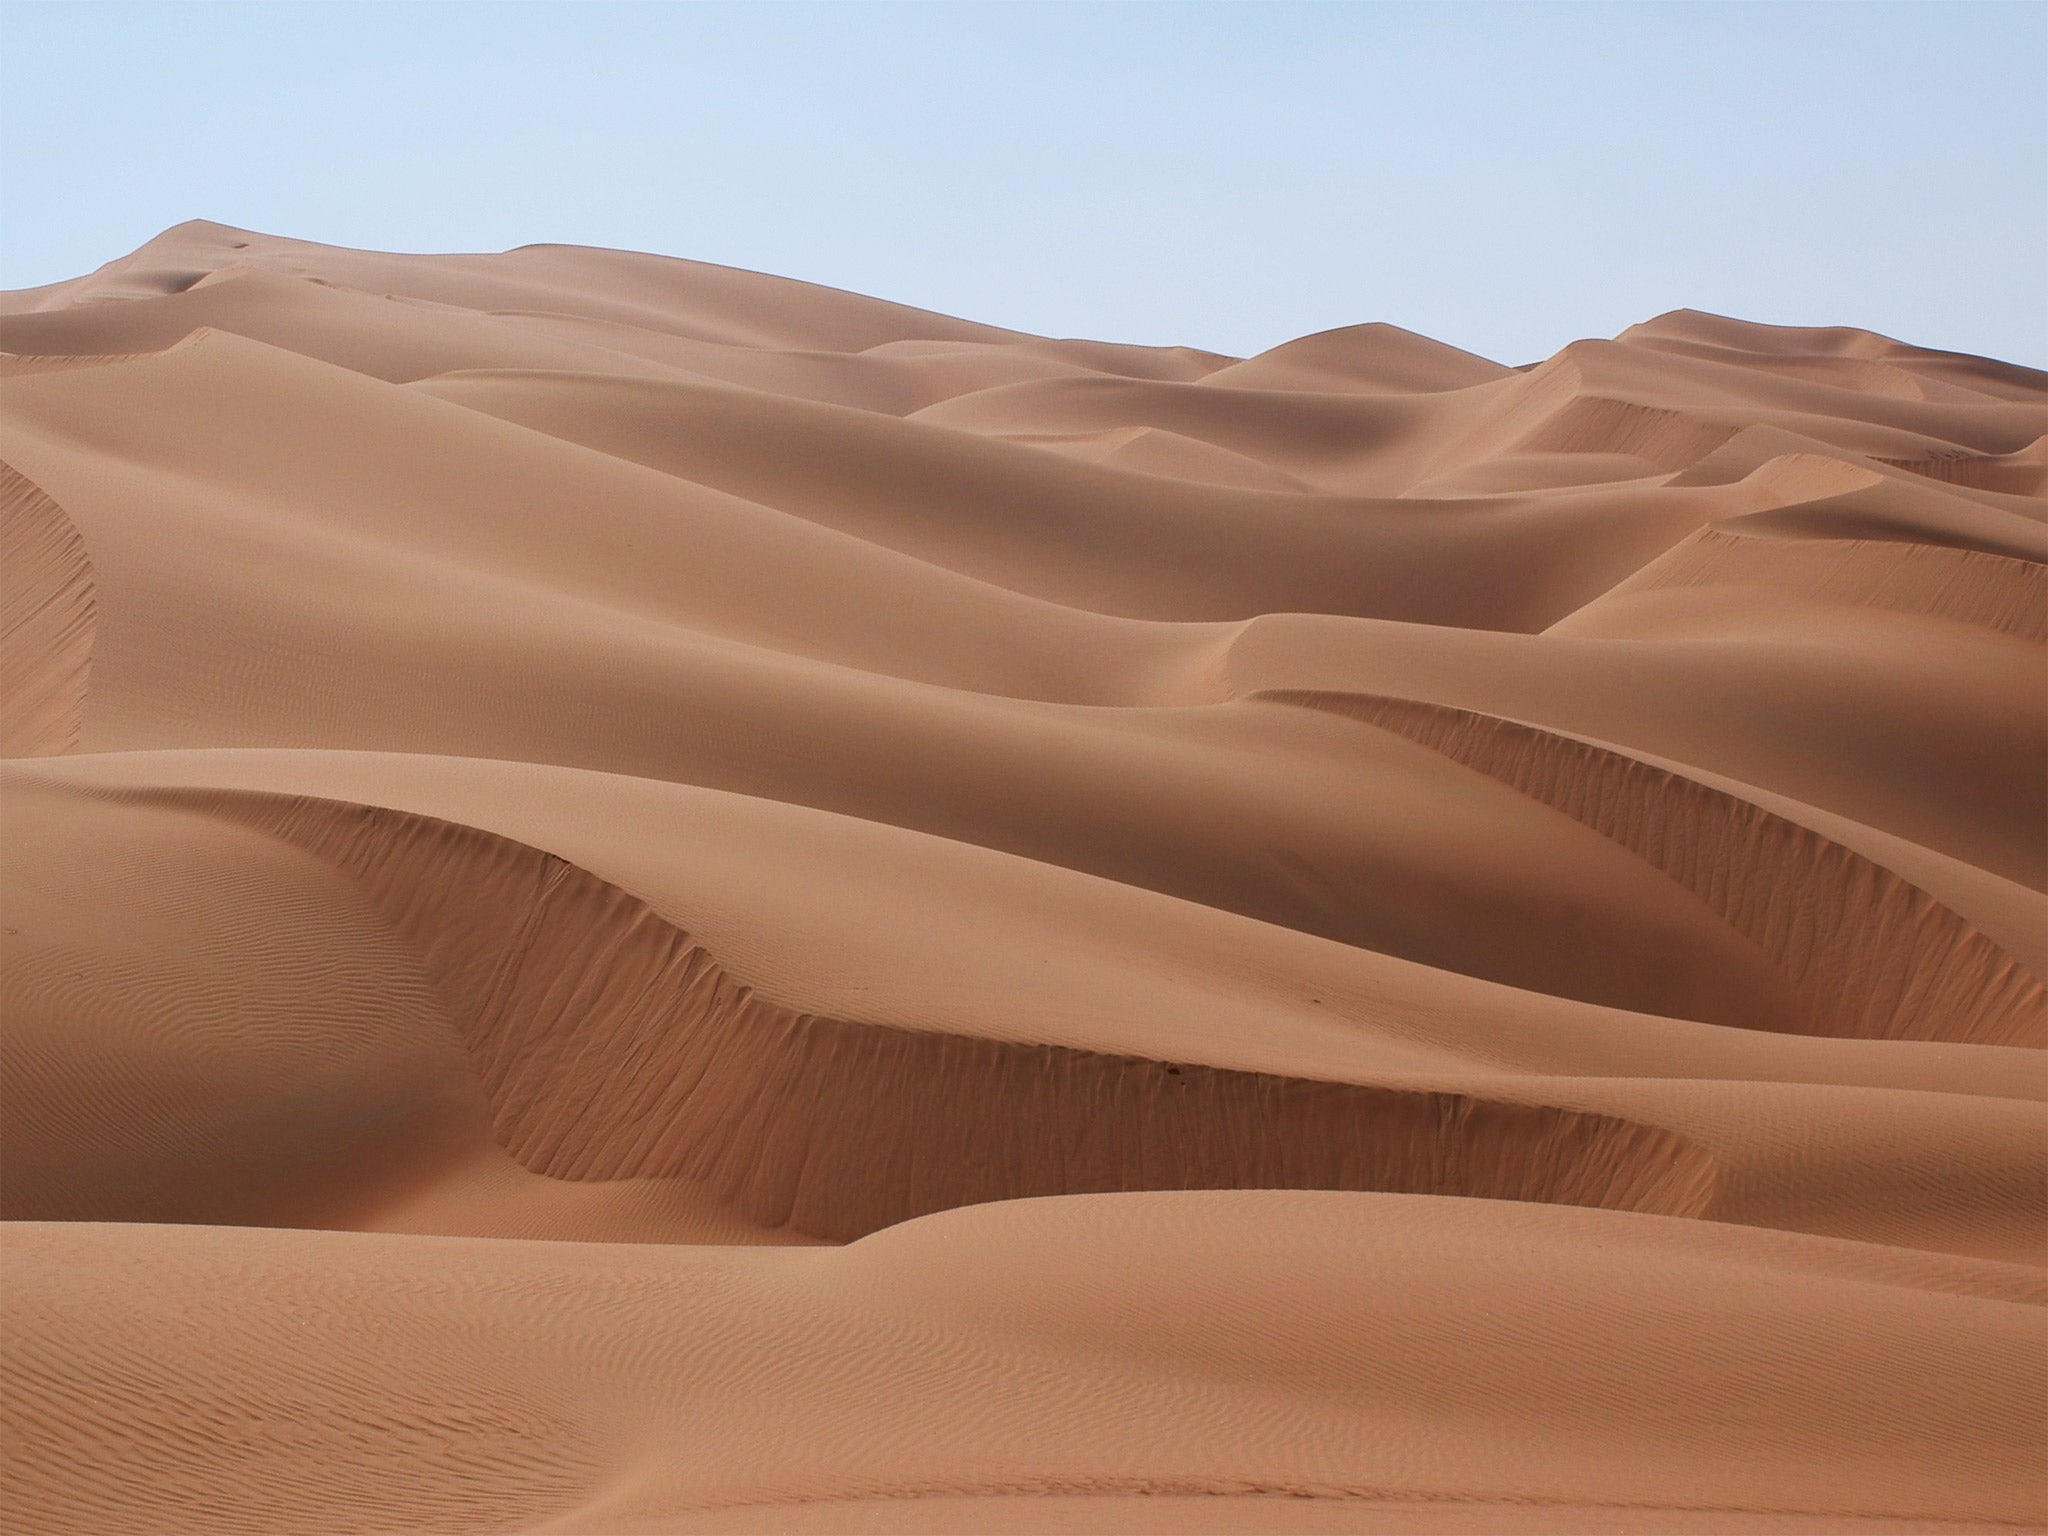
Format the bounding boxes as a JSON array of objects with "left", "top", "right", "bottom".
[
  {"left": 0, "top": 462, "right": 93, "bottom": 757},
  {"left": 137, "top": 787, "right": 1721, "bottom": 1236},
  {"left": 1267, "top": 690, "right": 2044, "bottom": 1047},
  {"left": 1557, "top": 523, "right": 2046, "bottom": 642},
  {"left": 1, "top": 221, "right": 2043, "bottom": 1534}
]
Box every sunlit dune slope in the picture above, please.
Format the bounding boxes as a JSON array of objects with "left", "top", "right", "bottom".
[{"left": 3, "top": 221, "right": 2043, "bottom": 1534}]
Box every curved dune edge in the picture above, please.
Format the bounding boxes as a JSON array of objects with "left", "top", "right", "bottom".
[
  {"left": 0, "top": 326, "right": 215, "bottom": 376},
  {"left": 1555, "top": 523, "right": 2048, "bottom": 642},
  {"left": 1879, "top": 436, "right": 2047, "bottom": 498},
  {"left": 0, "top": 461, "right": 93, "bottom": 755},
  {"left": 1516, "top": 392, "right": 1739, "bottom": 472},
  {"left": 0, "top": 351, "right": 168, "bottom": 376},
  {"left": 1422, "top": 356, "right": 1743, "bottom": 485},
  {"left": 126, "top": 787, "right": 1722, "bottom": 1238},
  {"left": 1261, "top": 691, "right": 2045, "bottom": 1048}
]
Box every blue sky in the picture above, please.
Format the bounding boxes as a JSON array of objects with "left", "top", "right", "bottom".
[{"left": 4, "top": 1, "right": 2043, "bottom": 364}]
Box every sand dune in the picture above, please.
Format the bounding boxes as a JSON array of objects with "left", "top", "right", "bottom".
[{"left": 2, "top": 221, "right": 2043, "bottom": 1533}]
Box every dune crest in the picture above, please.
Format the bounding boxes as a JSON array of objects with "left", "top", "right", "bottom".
[
  {"left": 1, "top": 223, "right": 2043, "bottom": 1534},
  {"left": 0, "top": 462, "right": 93, "bottom": 756},
  {"left": 1267, "top": 690, "right": 2044, "bottom": 1047},
  {"left": 141, "top": 788, "right": 1722, "bottom": 1236}
]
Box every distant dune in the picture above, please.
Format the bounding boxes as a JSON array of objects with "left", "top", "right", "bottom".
[{"left": 2, "top": 221, "right": 2043, "bottom": 1534}]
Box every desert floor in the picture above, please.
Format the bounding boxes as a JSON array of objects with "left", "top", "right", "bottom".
[{"left": 2, "top": 222, "right": 2043, "bottom": 1534}]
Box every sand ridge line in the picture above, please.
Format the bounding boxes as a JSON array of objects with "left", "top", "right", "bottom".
[
  {"left": 1557, "top": 523, "right": 2048, "bottom": 640},
  {"left": 0, "top": 459, "right": 94, "bottom": 756},
  {"left": 115, "top": 785, "right": 1725, "bottom": 1237},
  {"left": 1261, "top": 689, "right": 2045, "bottom": 1046}
]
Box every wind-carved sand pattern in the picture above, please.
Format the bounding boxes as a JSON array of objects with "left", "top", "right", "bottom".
[
  {"left": 157, "top": 789, "right": 1720, "bottom": 1237},
  {"left": 1569, "top": 524, "right": 2048, "bottom": 644},
  {"left": 1, "top": 222, "right": 2043, "bottom": 1534},
  {"left": 1270, "top": 690, "right": 2046, "bottom": 1047},
  {"left": 1879, "top": 438, "right": 2047, "bottom": 497},
  {"left": 1517, "top": 392, "right": 1740, "bottom": 472},
  {"left": 0, "top": 462, "right": 93, "bottom": 756}
]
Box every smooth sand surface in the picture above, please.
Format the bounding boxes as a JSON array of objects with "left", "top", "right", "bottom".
[{"left": 2, "top": 221, "right": 2043, "bottom": 1533}]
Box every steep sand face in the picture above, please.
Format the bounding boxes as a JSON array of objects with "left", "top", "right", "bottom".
[
  {"left": 0, "top": 464, "right": 92, "bottom": 756},
  {"left": 1, "top": 221, "right": 2043, "bottom": 1533}
]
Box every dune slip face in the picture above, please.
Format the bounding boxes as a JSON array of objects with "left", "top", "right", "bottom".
[{"left": 1, "top": 221, "right": 2044, "bottom": 1534}]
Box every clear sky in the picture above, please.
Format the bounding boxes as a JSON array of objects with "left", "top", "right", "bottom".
[{"left": 4, "top": 1, "right": 2043, "bottom": 365}]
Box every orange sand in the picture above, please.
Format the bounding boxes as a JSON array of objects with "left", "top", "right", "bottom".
[{"left": 2, "top": 221, "right": 2043, "bottom": 1534}]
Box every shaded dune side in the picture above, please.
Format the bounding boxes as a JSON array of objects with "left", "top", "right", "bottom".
[
  {"left": 0, "top": 462, "right": 93, "bottom": 756},
  {"left": 0, "top": 351, "right": 167, "bottom": 377},
  {"left": 0, "top": 329, "right": 212, "bottom": 377},
  {"left": 1266, "top": 693, "right": 2044, "bottom": 1048},
  {"left": 1557, "top": 524, "right": 2048, "bottom": 642},
  {"left": 1515, "top": 393, "right": 1739, "bottom": 472},
  {"left": 131, "top": 790, "right": 1719, "bottom": 1240},
  {"left": 1878, "top": 437, "right": 2047, "bottom": 498}
]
